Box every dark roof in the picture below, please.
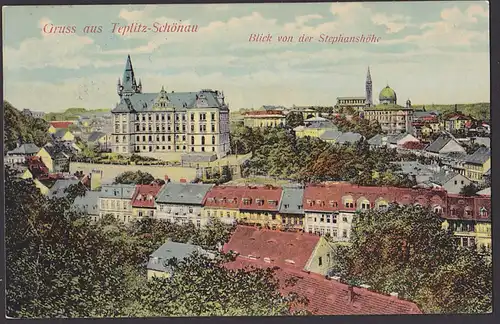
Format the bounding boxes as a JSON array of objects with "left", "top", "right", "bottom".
[
  {"left": 99, "top": 184, "right": 136, "bottom": 199},
  {"left": 43, "top": 143, "right": 75, "bottom": 158},
  {"left": 367, "top": 134, "right": 385, "bottom": 146},
  {"left": 336, "top": 132, "right": 363, "bottom": 144},
  {"left": 463, "top": 147, "right": 490, "bottom": 165},
  {"left": 87, "top": 131, "right": 106, "bottom": 142},
  {"left": 426, "top": 135, "right": 457, "bottom": 153},
  {"left": 430, "top": 170, "right": 463, "bottom": 186},
  {"left": 7, "top": 143, "right": 40, "bottom": 155},
  {"left": 72, "top": 191, "right": 100, "bottom": 215},
  {"left": 53, "top": 128, "right": 69, "bottom": 139},
  {"left": 318, "top": 130, "right": 343, "bottom": 141},
  {"left": 147, "top": 241, "right": 206, "bottom": 273},
  {"left": 48, "top": 179, "right": 83, "bottom": 198},
  {"left": 156, "top": 183, "right": 213, "bottom": 205}
]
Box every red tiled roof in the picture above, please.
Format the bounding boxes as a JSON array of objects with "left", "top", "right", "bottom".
[
  {"left": 225, "top": 257, "right": 422, "bottom": 315},
  {"left": 202, "top": 185, "right": 248, "bottom": 210},
  {"left": 444, "top": 194, "right": 491, "bottom": 221},
  {"left": 239, "top": 186, "right": 283, "bottom": 211},
  {"left": 49, "top": 121, "right": 74, "bottom": 129},
  {"left": 303, "top": 183, "right": 447, "bottom": 213},
  {"left": 223, "top": 225, "right": 319, "bottom": 270},
  {"left": 131, "top": 184, "right": 163, "bottom": 208}
]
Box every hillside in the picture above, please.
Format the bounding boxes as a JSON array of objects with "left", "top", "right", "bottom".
[
  {"left": 4, "top": 101, "right": 52, "bottom": 151},
  {"left": 413, "top": 103, "right": 490, "bottom": 120},
  {"left": 44, "top": 108, "right": 111, "bottom": 121}
]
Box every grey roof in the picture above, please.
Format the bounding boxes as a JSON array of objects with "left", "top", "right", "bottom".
[
  {"left": 87, "top": 131, "right": 106, "bottom": 142},
  {"left": 112, "top": 89, "right": 227, "bottom": 113},
  {"left": 387, "top": 133, "right": 411, "bottom": 145},
  {"left": 319, "top": 130, "right": 343, "bottom": 141},
  {"left": 7, "top": 143, "right": 40, "bottom": 155},
  {"left": 44, "top": 143, "right": 75, "bottom": 158},
  {"left": 430, "top": 170, "right": 462, "bottom": 186},
  {"left": 414, "top": 111, "right": 437, "bottom": 118},
  {"left": 392, "top": 161, "right": 435, "bottom": 176},
  {"left": 425, "top": 135, "right": 456, "bottom": 153},
  {"left": 485, "top": 169, "right": 491, "bottom": 175},
  {"left": 477, "top": 187, "right": 491, "bottom": 196},
  {"left": 473, "top": 137, "right": 490, "bottom": 148},
  {"left": 279, "top": 187, "right": 304, "bottom": 214},
  {"left": 336, "top": 132, "right": 363, "bottom": 144},
  {"left": 99, "top": 184, "right": 136, "bottom": 199},
  {"left": 147, "top": 241, "right": 205, "bottom": 273},
  {"left": 367, "top": 134, "right": 385, "bottom": 146},
  {"left": 48, "top": 179, "right": 82, "bottom": 198},
  {"left": 463, "top": 147, "right": 490, "bottom": 165},
  {"left": 73, "top": 191, "right": 100, "bottom": 216},
  {"left": 156, "top": 183, "right": 213, "bottom": 205},
  {"left": 439, "top": 151, "right": 468, "bottom": 161},
  {"left": 54, "top": 128, "right": 69, "bottom": 139},
  {"left": 306, "top": 121, "right": 336, "bottom": 129}
]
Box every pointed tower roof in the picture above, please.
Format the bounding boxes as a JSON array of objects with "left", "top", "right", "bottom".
[
  {"left": 366, "top": 66, "right": 372, "bottom": 83},
  {"left": 122, "top": 55, "right": 137, "bottom": 94}
]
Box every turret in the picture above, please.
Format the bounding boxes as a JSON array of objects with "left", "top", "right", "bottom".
[
  {"left": 119, "top": 55, "right": 141, "bottom": 97},
  {"left": 117, "top": 78, "right": 123, "bottom": 97},
  {"left": 406, "top": 98, "right": 411, "bottom": 108},
  {"left": 365, "top": 66, "right": 373, "bottom": 107}
]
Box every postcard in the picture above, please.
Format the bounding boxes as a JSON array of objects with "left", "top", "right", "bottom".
[{"left": 3, "top": 1, "right": 491, "bottom": 318}]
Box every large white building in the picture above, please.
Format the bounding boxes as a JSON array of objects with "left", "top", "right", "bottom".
[{"left": 111, "top": 55, "right": 231, "bottom": 159}]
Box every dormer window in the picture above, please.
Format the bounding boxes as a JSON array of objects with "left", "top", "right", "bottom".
[
  {"left": 256, "top": 199, "right": 264, "bottom": 206},
  {"left": 232, "top": 198, "right": 237, "bottom": 204},
  {"left": 284, "top": 204, "right": 289, "bottom": 209},
  {"left": 263, "top": 257, "right": 271, "bottom": 263},
  {"left": 307, "top": 199, "right": 313, "bottom": 206},
  {"left": 284, "top": 259, "right": 295, "bottom": 265},
  {"left": 329, "top": 200, "right": 335, "bottom": 207},
  {"left": 268, "top": 200, "right": 276, "bottom": 206},
  {"left": 316, "top": 199, "right": 322, "bottom": 205},
  {"left": 480, "top": 207, "right": 488, "bottom": 217},
  {"left": 248, "top": 255, "right": 258, "bottom": 260}
]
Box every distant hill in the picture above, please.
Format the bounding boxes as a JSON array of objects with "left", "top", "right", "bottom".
[
  {"left": 43, "top": 108, "right": 111, "bottom": 121},
  {"left": 413, "top": 103, "right": 490, "bottom": 120}
]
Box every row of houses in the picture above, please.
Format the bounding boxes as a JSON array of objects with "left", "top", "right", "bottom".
[
  {"left": 90, "top": 180, "right": 492, "bottom": 251},
  {"left": 146, "top": 225, "right": 423, "bottom": 315}
]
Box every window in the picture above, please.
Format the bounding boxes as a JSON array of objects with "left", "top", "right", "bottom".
[
  {"left": 191, "top": 113, "right": 195, "bottom": 121},
  {"left": 342, "top": 230, "right": 347, "bottom": 238},
  {"left": 212, "top": 136, "right": 215, "bottom": 145},
  {"left": 318, "top": 256, "right": 323, "bottom": 266},
  {"left": 342, "top": 216, "right": 348, "bottom": 223},
  {"left": 191, "top": 136, "right": 195, "bottom": 145},
  {"left": 191, "top": 125, "right": 194, "bottom": 132},
  {"left": 454, "top": 180, "right": 457, "bottom": 185},
  {"left": 201, "top": 136, "right": 205, "bottom": 145},
  {"left": 211, "top": 125, "right": 215, "bottom": 132},
  {"left": 332, "top": 229, "right": 338, "bottom": 237}
]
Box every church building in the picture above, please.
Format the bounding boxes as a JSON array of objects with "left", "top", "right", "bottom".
[{"left": 110, "top": 55, "right": 231, "bottom": 159}]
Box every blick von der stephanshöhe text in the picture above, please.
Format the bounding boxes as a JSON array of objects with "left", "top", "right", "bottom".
[
  {"left": 249, "top": 33, "right": 381, "bottom": 43},
  {"left": 41, "top": 22, "right": 199, "bottom": 35}
]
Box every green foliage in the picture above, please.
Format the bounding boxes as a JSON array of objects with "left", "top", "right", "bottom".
[
  {"left": 134, "top": 252, "right": 308, "bottom": 316},
  {"left": 332, "top": 204, "right": 492, "bottom": 314},
  {"left": 332, "top": 115, "right": 382, "bottom": 139},
  {"left": 466, "top": 142, "right": 487, "bottom": 155},
  {"left": 285, "top": 112, "right": 304, "bottom": 129},
  {"left": 460, "top": 183, "right": 479, "bottom": 196},
  {"left": 114, "top": 171, "right": 155, "bottom": 185},
  {"left": 6, "top": 168, "right": 301, "bottom": 318},
  {"left": 241, "top": 127, "right": 415, "bottom": 187},
  {"left": 416, "top": 103, "right": 490, "bottom": 121},
  {"left": 4, "top": 101, "right": 51, "bottom": 151},
  {"left": 43, "top": 108, "right": 111, "bottom": 122}
]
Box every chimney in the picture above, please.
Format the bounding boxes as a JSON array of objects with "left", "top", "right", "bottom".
[
  {"left": 90, "top": 169, "right": 103, "bottom": 191},
  {"left": 347, "top": 285, "right": 354, "bottom": 303}
]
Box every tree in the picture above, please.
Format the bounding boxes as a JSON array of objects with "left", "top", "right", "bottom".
[
  {"left": 332, "top": 204, "right": 492, "bottom": 314},
  {"left": 285, "top": 112, "right": 304, "bottom": 129},
  {"left": 114, "top": 171, "right": 155, "bottom": 185},
  {"left": 4, "top": 101, "right": 51, "bottom": 150},
  {"left": 133, "top": 252, "right": 308, "bottom": 316},
  {"left": 460, "top": 183, "right": 479, "bottom": 196}
]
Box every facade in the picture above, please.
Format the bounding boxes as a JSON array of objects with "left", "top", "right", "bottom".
[
  {"left": 202, "top": 185, "right": 246, "bottom": 224},
  {"left": 111, "top": 55, "right": 230, "bottom": 159},
  {"left": 278, "top": 186, "right": 305, "bottom": 231},
  {"left": 155, "top": 182, "right": 213, "bottom": 227},
  {"left": 147, "top": 241, "right": 208, "bottom": 279},
  {"left": 73, "top": 191, "right": 100, "bottom": 222},
  {"left": 131, "top": 184, "right": 164, "bottom": 220},
  {"left": 98, "top": 184, "right": 136, "bottom": 223},
  {"left": 363, "top": 85, "right": 414, "bottom": 134},
  {"left": 441, "top": 194, "right": 491, "bottom": 251},
  {"left": 36, "top": 144, "right": 74, "bottom": 173},
  {"left": 303, "top": 183, "right": 448, "bottom": 241},
  {"left": 294, "top": 120, "right": 338, "bottom": 139},
  {"left": 243, "top": 110, "right": 286, "bottom": 128},
  {"left": 429, "top": 170, "right": 472, "bottom": 194},
  {"left": 237, "top": 186, "right": 283, "bottom": 229},
  {"left": 442, "top": 113, "right": 472, "bottom": 133},
  {"left": 86, "top": 131, "right": 112, "bottom": 152},
  {"left": 462, "top": 147, "right": 490, "bottom": 182},
  {"left": 5, "top": 143, "right": 40, "bottom": 165}
]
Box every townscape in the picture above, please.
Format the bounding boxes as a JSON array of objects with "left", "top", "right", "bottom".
[{"left": 5, "top": 55, "right": 492, "bottom": 317}]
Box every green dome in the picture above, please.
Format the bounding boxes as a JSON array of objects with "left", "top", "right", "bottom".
[{"left": 379, "top": 85, "right": 397, "bottom": 101}]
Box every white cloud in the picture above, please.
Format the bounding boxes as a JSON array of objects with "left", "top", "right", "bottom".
[{"left": 371, "top": 13, "right": 412, "bottom": 34}]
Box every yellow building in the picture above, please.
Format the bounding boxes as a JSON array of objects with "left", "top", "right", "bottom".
[
  {"left": 33, "top": 179, "right": 51, "bottom": 195},
  {"left": 111, "top": 55, "right": 231, "bottom": 159},
  {"left": 442, "top": 113, "right": 471, "bottom": 133},
  {"left": 36, "top": 147, "right": 54, "bottom": 172},
  {"left": 21, "top": 169, "right": 33, "bottom": 179},
  {"left": 130, "top": 184, "right": 163, "bottom": 221},
  {"left": 243, "top": 110, "right": 286, "bottom": 128},
  {"left": 202, "top": 186, "right": 245, "bottom": 225},
  {"left": 98, "top": 184, "right": 135, "bottom": 223},
  {"left": 304, "top": 236, "right": 336, "bottom": 276},
  {"left": 36, "top": 145, "right": 72, "bottom": 173},
  {"left": 48, "top": 125, "right": 57, "bottom": 134},
  {"left": 294, "top": 118, "right": 338, "bottom": 139},
  {"left": 53, "top": 129, "right": 76, "bottom": 142},
  {"left": 463, "top": 147, "right": 490, "bottom": 182},
  {"left": 475, "top": 223, "right": 491, "bottom": 252}
]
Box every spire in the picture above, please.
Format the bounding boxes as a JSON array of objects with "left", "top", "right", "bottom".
[
  {"left": 121, "top": 55, "right": 137, "bottom": 95},
  {"left": 365, "top": 66, "right": 373, "bottom": 107},
  {"left": 366, "top": 66, "right": 372, "bottom": 83}
]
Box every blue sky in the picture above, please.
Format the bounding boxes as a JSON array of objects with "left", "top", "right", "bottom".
[{"left": 2, "top": 2, "right": 489, "bottom": 112}]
